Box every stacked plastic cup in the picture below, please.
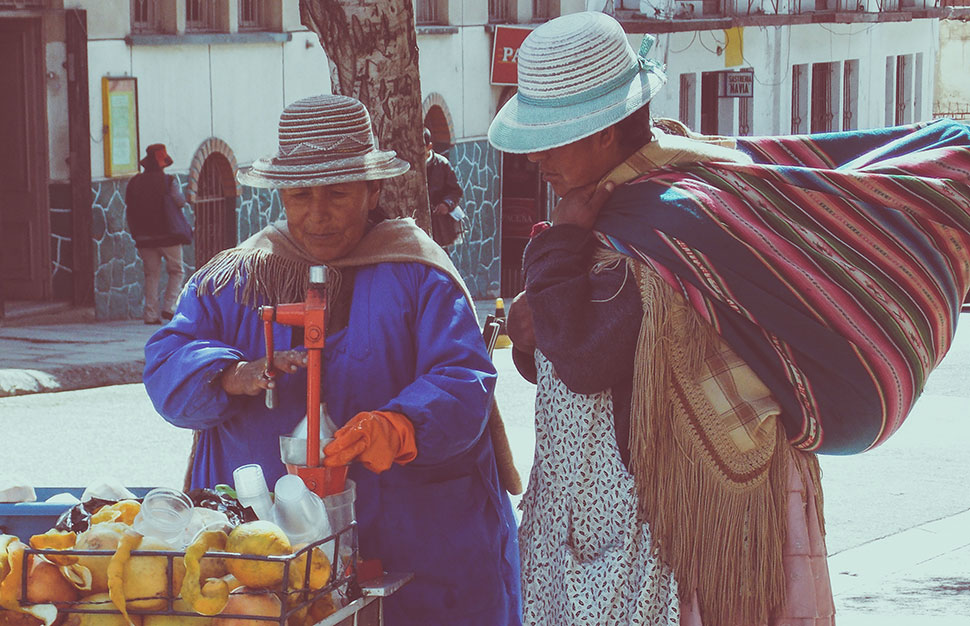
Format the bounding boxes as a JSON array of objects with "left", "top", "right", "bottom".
[
  {"left": 232, "top": 464, "right": 273, "bottom": 521},
  {"left": 272, "top": 474, "right": 332, "bottom": 545},
  {"left": 322, "top": 480, "right": 356, "bottom": 560}
]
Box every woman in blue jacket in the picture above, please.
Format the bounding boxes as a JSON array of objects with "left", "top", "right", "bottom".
[{"left": 143, "top": 94, "right": 521, "bottom": 626}]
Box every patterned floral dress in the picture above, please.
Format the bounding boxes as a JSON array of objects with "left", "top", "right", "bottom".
[{"left": 518, "top": 353, "right": 682, "bottom": 625}]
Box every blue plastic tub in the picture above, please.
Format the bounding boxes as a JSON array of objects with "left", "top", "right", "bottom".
[{"left": 0, "top": 487, "right": 149, "bottom": 539}]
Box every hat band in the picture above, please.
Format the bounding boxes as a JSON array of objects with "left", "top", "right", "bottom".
[{"left": 518, "top": 58, "right": 660, "bottom": 108}]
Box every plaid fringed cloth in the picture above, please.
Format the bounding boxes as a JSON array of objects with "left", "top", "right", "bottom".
[{"left": 596, "top": 119, "right": 970, "bottom": 454}]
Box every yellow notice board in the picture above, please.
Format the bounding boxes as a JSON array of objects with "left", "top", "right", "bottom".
[{"left": 102, "top": 76, "right": 139, "bottom": 177}]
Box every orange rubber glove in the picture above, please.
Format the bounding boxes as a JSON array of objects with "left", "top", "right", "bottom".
[{"left": 323, "top": 410, "right": 417, "bottom": 474}]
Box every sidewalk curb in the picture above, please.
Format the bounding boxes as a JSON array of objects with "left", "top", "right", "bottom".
[{"left": 0, "top": 361, "right": 144, "bottom": 398}]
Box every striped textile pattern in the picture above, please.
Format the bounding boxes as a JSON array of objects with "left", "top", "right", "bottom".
[{"left": 594, "top": 120, "right": 970, "bottom": 453}]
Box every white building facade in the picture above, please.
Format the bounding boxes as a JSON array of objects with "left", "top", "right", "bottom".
[
  {"left": 414, "top": 0, "right": 944, "bottom": 296},
  {"left": 0, "top": 0, "right": 951, "bottom": 318}
]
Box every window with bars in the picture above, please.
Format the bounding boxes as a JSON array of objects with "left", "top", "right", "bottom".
[
  {"left": 131, "top": 0, "right": 159, "bottom": 33},
  {"left": 810, "top": 62, "right": 835, "bottom": 133},
  {"left": 489, "top": 0, "right": 515, "bottom": 23},
  {"left": 185, "top": 0, "right": 219, "bottom": 32},
  {"left": 843, "top": 59, "right": 859, "bottom": 130},
  {"left": 238, "top": 0, "right": 266, "bottom": 31},
  {"left": 415, "top": 0, "right": 442, "bottom": 24},
  {"left": 679, "top": 73, "right": 697, "bottom": 131},
  {"left": 532, "top": 0, "right": 559, "bottom": 19},
  {"left": 791, "top": 63, "right": 808, "bottom": 134},
  {"left": 0, "top": 0, "right": 46, "bottom": 7}
]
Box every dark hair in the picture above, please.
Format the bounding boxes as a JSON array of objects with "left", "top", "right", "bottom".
[
  {"left": 614, "top": 104, "right": 653, "bottom": 157},
  {"left": 423, "top": 127, "right": 432, "bottom": 146}
]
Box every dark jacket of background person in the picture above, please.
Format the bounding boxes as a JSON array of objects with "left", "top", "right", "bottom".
[
  {"left": 427, "top": 151, "right": 463, "bottom": 211},
  {"left": 125, "top": 169, "right": 187, "bottom": 249}
]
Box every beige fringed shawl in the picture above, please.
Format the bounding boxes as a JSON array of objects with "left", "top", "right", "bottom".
[
  {"left": 596, "top": 129, "right": 822, "bottom": 626},
  {"left": 192, "top": 218, "right": 523, "bottom": 496}
]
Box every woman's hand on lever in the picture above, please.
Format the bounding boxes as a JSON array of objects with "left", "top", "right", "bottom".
[
  {"left": 219, "top": 350, "right": 308, "bottom": 396},
  {"left": 323, "top": 411, "right": 417, "bottom": 473}
]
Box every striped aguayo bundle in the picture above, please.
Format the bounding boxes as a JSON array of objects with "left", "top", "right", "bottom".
[{"left": 596, "top": 119, "right": 970, "bottom": 454}]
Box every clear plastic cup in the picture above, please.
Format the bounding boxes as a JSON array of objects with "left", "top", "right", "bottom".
[
  {"left": 232, "top": 464, "right": 273, "bottom": 521},
  {"left": 272, "top": 474, "right": 332, "bottom": 546},
  {"left": 322, "top": 480, "right": 356, "bottom": 559},
  {"left": 131, "top": 487, "right": 193, "bottom": 546}
]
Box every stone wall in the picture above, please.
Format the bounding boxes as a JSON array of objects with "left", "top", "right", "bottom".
[
  {"left": 89, "top": 142, "right": 499, "bottom": 320},
  {"left": 237, "top": 185, "right": 284, "bottom": 242},
  {"left": 92, "top": 175, "right": 188, "bottom": 320},
  {"left": 49, "top": 183, "right": 74, "bottom": 301},
  {"left": 90, "top": 175, "right": 282, "bottom": 320},
  {"left": 446, "top": 138, "right": 502, "bottom": 300}
]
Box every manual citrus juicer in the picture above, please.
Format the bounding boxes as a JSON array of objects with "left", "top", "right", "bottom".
[{"left": 259, "top": 265, "right": 348, "bottom": 498}]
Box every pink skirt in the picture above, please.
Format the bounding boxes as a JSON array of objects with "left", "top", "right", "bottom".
[{"left": 680, "top": 448, "right": 836, "bottom": 626}]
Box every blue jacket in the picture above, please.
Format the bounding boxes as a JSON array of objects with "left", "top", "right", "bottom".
[{"left": 144, "top": 260, "right": 521, "bottom": 626}]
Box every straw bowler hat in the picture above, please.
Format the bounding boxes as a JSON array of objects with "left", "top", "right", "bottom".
[
  {"left": 238, "top": 94, "right": 410, "bottom": 188},
  {"left": 488, "top": 11, "right": 666, "bottom": 154}
]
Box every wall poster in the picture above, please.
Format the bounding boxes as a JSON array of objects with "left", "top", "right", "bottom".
[{"left": 101, "top": 76, "right": 139, "bottom": 177}]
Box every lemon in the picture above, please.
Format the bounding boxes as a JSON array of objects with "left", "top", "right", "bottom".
[{"left": 225, "top": 522, "right": 292, "bottom": 589}]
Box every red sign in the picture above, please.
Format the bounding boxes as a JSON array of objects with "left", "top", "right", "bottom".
[{"left": 490, "top": 25, "right": 533, "bottom": 86}]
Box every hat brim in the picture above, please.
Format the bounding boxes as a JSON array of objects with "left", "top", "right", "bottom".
[
  {"left": 488, "top": 65, "right": 666, "bottom": 154},
  {"left": 237, "top": 149, "right": 411, "bottom": 189}
]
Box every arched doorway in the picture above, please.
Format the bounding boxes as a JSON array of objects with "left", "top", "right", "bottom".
[
  {"left": 193, "top": 152, "right": 237, "bottom": 267},
  {"left": 423, "top": 104, "right": 452, "bottom": 151}
]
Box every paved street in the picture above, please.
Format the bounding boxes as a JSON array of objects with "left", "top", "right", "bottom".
[{"left": 1, "top": 313, "right": 969, "bottom": 622}]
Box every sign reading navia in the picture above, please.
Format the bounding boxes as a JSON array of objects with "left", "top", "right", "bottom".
[{"left": 719, "top": 70, "right": 754, "bottom": 98}]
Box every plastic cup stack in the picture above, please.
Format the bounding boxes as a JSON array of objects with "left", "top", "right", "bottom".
[
  {"left": 232, "top": 464, "right": 274, "bottom": 521},
  {"left": 272, "top": 474, "right": 333, "bottom": 560},
  {"left": 322, "top": 480, "right": 356, "bottom": 560}
]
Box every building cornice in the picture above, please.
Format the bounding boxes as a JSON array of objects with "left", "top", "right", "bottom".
[{"left": 615, "top": 8, "right": 946, "bottom": 33}]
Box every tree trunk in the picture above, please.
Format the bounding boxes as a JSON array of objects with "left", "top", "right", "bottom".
[{"left": 300, "top": 0, "right": 431, "bottom": 233}]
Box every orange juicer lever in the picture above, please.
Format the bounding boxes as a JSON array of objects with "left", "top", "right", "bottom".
[{"left": 260, "top": 265, "right": 347, "bottom": 497}]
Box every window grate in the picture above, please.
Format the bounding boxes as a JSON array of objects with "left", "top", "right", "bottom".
[
  {"left": 131, "top": 0, "right": 158, "bottom": 34},
  {"left": 194, "top": 155, "right": 237, "bottom": 268},
  {"left": 238, "top": 0, "right": 265, "bottom": 31},
  {"left": 185, "top": 0, "right": 219, "bottom": 32},
  {"left": 532, "top": 0, "right": 557, "bottom": 19},
  {"left": 489, "top": 0, "right": 515, "bottom": 23},
  {"left": 415, "top": 0, "right": 441, "bottom": 24},
  {"left": 0, "top": 0, "right": 46, "bottom": 7}
]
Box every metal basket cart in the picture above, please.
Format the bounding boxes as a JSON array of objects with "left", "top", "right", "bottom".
[{"left": 15, "top": 519, "right": 411, "bottom": 626}]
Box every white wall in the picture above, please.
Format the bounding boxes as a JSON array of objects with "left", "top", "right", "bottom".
[
  {"left": 86, "top": 34, "right": 329, "bottom": 179},
  {"left": 644, "top": 19, "right": 938, "bottom": 136},
  {"left": 936, "top": 20, "right": 970, "bottom": 118},
  {"left": 46, "top": 40, "right": 70, "bottom": 182},
  {"left": 418, "top": 24, "right": 508, "bottom": 141}
]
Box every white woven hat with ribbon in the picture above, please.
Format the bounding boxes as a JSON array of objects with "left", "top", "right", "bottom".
[
  {"left": 488, "top": 11, "right": 666, "bottom": 154},
  {"left": 238, "top": 94, "right": 410, "bottom": 188}
]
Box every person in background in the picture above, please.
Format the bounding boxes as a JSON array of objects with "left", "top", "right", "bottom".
[
  {"left": 144, "top": 95, "right": 521, "bottom": 626},
  {"left": 125, "top": 143, "right": 190, "bottom": 324},
  {"left": 425, "top": 127, "right": 465, "bottom": 247}
]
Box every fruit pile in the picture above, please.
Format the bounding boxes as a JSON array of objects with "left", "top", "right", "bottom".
[{"left": 0, "top": 498, "right": 340, "bottom": 626}]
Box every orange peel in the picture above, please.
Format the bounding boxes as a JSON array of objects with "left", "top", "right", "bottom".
[
  {"left": 29, "top": 530, "right": 78, "bottom": 566},
  {"left": 91, "top": 500, "right": 141, "bottom": 526},
  {"left": 106, "top": 530, "right": 142, "bottom": 626},
  {"left": 180, "top": 530, "right": 230, "bottom": 616}
]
